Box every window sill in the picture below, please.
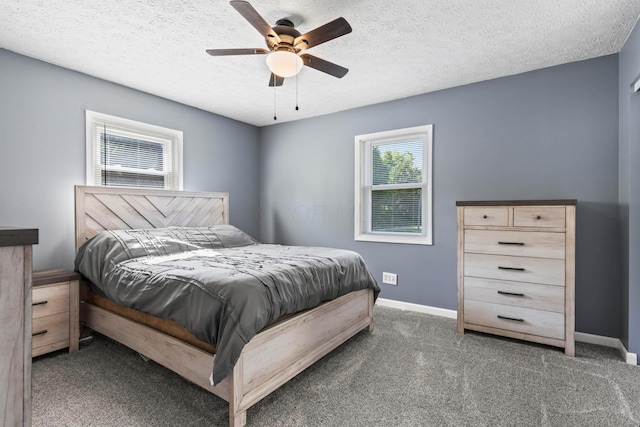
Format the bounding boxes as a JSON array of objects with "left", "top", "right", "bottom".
[{"left": 355, "top": 233, "right": 432, "bottom": 245}]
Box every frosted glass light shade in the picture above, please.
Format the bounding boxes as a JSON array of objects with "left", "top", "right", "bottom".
[{"left": 266, "top": 51, "right": 303, "bottom": 78}]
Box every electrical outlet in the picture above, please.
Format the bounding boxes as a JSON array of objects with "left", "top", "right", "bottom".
[{"left": 382, "top": 272, "right": 397, "bottom": 285}]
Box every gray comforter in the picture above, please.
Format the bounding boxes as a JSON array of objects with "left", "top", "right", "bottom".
[{"left": 74, "top": 225, "right": 380, "bottom": 384}]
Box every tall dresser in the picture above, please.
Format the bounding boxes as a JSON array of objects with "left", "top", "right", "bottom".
[
  {"left": 456, "top": 200, "right": 576, "bottom": 356},
  {"left": 0, "top": 227, "right": 38, "bottom": 427}
]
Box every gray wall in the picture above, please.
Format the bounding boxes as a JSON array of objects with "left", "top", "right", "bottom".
[
  {"left": 260, "top": 55, "right": 621, "bottom": 338},
  {"left": 619, "top": 17, "right": 640, "bottom": 357},
  {"left": 0, "top": 48, "right": 626, "bottom": 342},
  {"left": 0, "top": 49, "right": 261, "bottom": 271}
]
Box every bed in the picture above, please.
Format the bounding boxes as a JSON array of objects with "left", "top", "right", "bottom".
[{"left": 74, "top": 185, "right": 379, "bottom": 426}]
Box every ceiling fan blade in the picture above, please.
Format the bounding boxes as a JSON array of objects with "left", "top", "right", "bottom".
[
  {"left": 230, "top": 1, "right": 281, "bottom": 43},
  {"left": 268, "top": 73, "right": 284, "bottom": 87},
  {"left": 206, "top": 48, "right": 269, "bottom": 56},
  {"left": 300, "top": 54, "right": 348, "bottom": 78},
  {"left": 294, "top": 17, "right": 352, "bottom": 50}
]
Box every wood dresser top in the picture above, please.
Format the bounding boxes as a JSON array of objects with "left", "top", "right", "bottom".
[
  {"left": 0, "top": 227, "right": 38, "bottom": 247},
  {"left": 456, "top": 199, "right": 577, "bottom": 207}
]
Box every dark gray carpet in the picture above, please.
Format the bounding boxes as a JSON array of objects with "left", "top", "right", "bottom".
[{"left": 32, "top": 306, "right": 640, "bottom": 426}]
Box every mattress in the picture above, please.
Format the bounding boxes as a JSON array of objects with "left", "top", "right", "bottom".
[{"left": 75, "top": 225, "right": 380, "bottom": 383}]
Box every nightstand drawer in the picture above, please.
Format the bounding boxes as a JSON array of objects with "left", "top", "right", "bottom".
[
  {"left": 464, "top": 277, "right": 565, "bottom": 312},
  {"left": 32, "top": 312, "right": 70, "bottom": 352},
  {"left": 464, "top": 230, "right": 565, "bottom": 259},
  {"left": 32, "top": 282, "right": 69, "bottom": 318},
  {"left": 464, "top": 253, "right": 565, "bottom": 286},
  {"left": 464, "top": 300, "right": 564, "bottom": 340},
  {"left": 463, "top": 207, "right": 509, "bottom": 226},
  {"left": 513, "top": 206, "right": 565, "bottom": 228}
]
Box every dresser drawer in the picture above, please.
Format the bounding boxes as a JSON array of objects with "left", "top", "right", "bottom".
[
  {"left": 32, "top": 282, "right": 69, "bottom": 318},
  {"left": 32, "top": 312, "right": 70, "bottom": 352},
  {"left": 463, "top": 207, "right": 509, "bottom": 226},
  {"left": 464, "top": 230, "right": 565, "bottom": 259},
  {"left": 464, "top": 277, "right": 565, "bottom": 312},
  {"left": 464, "top": 300, "right": 564, "bottom": 340},
  {"left": 513, "top": 206, "right": 565, "bottom": 228},
  {"left": 464, "top": 253, "right": 565, "bottom": 286}
]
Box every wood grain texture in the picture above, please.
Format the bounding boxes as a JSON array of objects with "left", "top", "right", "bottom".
[
  {"left": 32, "top": 274, "right": 80, "bottom": 356},
  {"left": 0, "top": 228, "right": 38, "bottom": 247},
  {"left": 69, "top": 278, "right": 80, "bottom": 354},
  {"left": 564, "top": 205, "right": 576, "bottom": 356},
  {"left": 80, "top": 289, "right": 374, "bottom": 426},
  {"left": 463, "top": 207, "right": 509, "bottom": 226},
  {"left": 33, "top": 269, "right": 80, "bottom": 287},
  {"left": 0, "top": 243, "right": 33, "bottom": 427},
  {"left": 75, "top": 185, "right": 229, "bottom": 248},
  {"left": 0, "top": 246, "right": 25, "bottom": 427},
  {"left": 456, "top": 200, "right": 577, "bottom": 206},
  {"left": 32, "top": 282, "right": 69, "bottom": 318},
  {"left": 464, "top": 229, "right": 565, "bottom": 259},
  {"left": 75, "top": 185, "right": 374, "bottom": 427},
  {"left": 464, "top": 277, "right": 565, "bottom": 312},
  {"left": 457, "top": 201, "right": 576, "bottom": 355},
  {"left": 464, "top": 253, "right": 566, "bottom": 287},
  {"left": 464, "top": 299, "right": 565, "bottom": 340},
  {"left": 513, "top": 206, "right": 566, "bottom": 228},
  {"left": 456, "top": 206, "right": 465, "bottom": 334},
  {"left": 32, "top": 312, "right": 70, "bottom": 356}
]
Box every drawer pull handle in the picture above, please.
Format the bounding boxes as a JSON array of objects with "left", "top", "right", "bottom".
[
  {"left": 32, "top": 300, "right": 48, "bottom": 306},
  {"left": 497, "top": 315, "right": 524, "bottom": 322},
  {"left": 536, "top": 215, "right": 542, "bottom": 220},
  {"left": 483, "top": 215, "right": 488, "bottom": 219},
  {"left": 498, "top": 241, "right": 525, "bottom": 246},
  {"left": 497, "top": 290, "right": 525, "bottom": 297},
  {"left": 498, "top": 266, "right": 525, "bottom": 271},
  {"left": 32, "top": 329, "right": 48, "bottom": 337}
]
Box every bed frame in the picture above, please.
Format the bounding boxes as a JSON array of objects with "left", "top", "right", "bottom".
[{"left": 74, "top": 185, "right": 374, "bottom": 427}]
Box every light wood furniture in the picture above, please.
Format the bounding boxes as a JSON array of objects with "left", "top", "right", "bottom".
[
  {"left": 32, "top": 269, "right": 80, "bottom": 357},
  {"left": 0, "top": 227, "right": 38, "bottom": 427},
  {"left": 456, "top": 200, "right": 576, "bottom": 356},
  {"left": 75, "top": 185, "right": 374, "bottom": 427}
]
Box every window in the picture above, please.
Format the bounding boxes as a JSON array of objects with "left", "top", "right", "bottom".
[
  {"left": 85, "top": 111, "right": 183, "bottom": 190},
  {"left": 354, "top": 125, "right": 433, "bottom": 245}
]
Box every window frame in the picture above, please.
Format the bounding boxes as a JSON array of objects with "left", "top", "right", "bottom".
[
  {"left": 354, "top": 124, "right": 433, "bottom": 245},
  {"left": 85, "top": 110, "right": 183, "bottom": 190}
]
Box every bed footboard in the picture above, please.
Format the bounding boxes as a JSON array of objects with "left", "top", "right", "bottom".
[{"left": 80, "top": 287, "right": 374, "bottom": 426}]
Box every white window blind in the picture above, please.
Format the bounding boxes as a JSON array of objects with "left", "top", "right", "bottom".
[
  {"left": 371, "top": 140, "right": 424, "bottom": 234},
  {"left": 355, "top": 125, "right": 433, "bottom": 245},
  {"left": 86, "top": 111, "right": 183, "bottom": 190}
]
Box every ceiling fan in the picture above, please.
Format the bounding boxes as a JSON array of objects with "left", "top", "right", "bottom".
[{"left": 206, "top": 0, "right": 352, "bottom": 87}]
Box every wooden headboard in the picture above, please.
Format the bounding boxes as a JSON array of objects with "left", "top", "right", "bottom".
[{"left": 75, "top": 186, "right": 229, "bottom": 249}]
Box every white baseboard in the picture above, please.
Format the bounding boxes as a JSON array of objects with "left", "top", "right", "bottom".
[
  {"left": 376, "top": 298, "right": 457, "bottom": 319},
  {"left": 574, "top": 332, "right": 636, "bottom": 364},
  {"left": 375, "top": 298, "right": 638, "bottom": 365}
]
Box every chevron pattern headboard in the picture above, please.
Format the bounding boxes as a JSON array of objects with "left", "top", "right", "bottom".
[{"left": 74, "top": 185, "right": 229, "bottom": 249}]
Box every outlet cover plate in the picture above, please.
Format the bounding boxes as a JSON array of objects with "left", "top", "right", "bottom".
[{"left": 382, "top": 272, "right": 397, "bottom": 285}]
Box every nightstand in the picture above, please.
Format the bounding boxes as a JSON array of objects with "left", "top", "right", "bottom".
[{"left": 32, "top": 269, "right": 80, "bottom": 357}]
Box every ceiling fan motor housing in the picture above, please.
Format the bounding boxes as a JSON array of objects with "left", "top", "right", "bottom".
[{"left": 267, "top": 19, "right": 308, "bottom": 52}]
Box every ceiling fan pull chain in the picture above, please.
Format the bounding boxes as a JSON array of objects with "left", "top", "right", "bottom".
[
  {"left": 295, "top": 73, "right": 299, "bottom": 111},
  {"left": 273, "top": 75, "right": 277, "bottom": 120}
]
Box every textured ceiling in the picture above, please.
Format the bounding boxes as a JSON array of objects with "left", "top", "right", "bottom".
[{"left": 1, "top": 1, "right": 639, "bottom": 127}]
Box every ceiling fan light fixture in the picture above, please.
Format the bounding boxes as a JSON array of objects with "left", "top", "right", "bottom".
[{"left": 266, "top": 51, "right": 303, "bottom": 78}]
